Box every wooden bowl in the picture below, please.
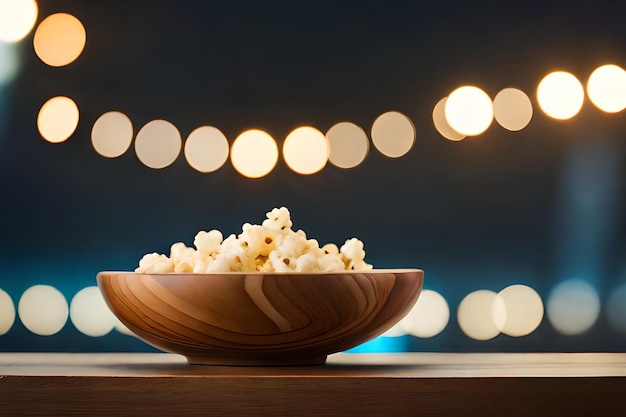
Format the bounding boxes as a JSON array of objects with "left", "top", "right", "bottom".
[{"left": 97, "top": 269, "right": 423, "bottom": 366}]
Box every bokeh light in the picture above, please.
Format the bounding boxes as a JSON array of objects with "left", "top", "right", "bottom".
[
  {"left": 0, "top": 0, "right": 38, "bottom": 43},
  {"left": 326, "top": 121, "right": 369, "bottom": 169},
  {"left": 230, "top": 129, "right": 278, "bottom": 178},
  {"left": 547, "top": 279, "right": 600, "bottom": 335},
  {"left": 37, "top": 96, "right": 79, "bottom": 143},
  {"left": 0, "top": 41, "right": 20, "bottom": 86},
  {"left": 114, "top": 319, "right": 136, "bottom": 337},
  {"left": 370, "top": 111, "right": 415, "bottom": 158},
  {"left": 492, "top": 284, "right": 543, "bottom": 337},
  {"left": 0, "top": 288, "right": 15, "bottom": 335},
  {"left": 382, "top": 321, "right": 408, "bottom": 337},
  {"left": 282, "top": 126, "right": 329, "bottom": 175},
  {"left": 445, "top": 86, "right": 493, "bottom": 136},
  {"left": 606, "top": 282, "right": 626, "bottom": 333},
  {"left": 586, "top": 64, "right": 626, "bottom": 113},
  {"left": 536, "top": 71, "right": 585, "bottom": 120},
  {"left": 493, "top": 88, "right": 533, "bottom": 131},
  {"left": 33, "top": 12, "right": 86, "bottom": 67},
  {"left": 69, "top": 286, "right": 117, "bottom": 337},
  {"left": 457, "top": 290, "right": 501, "bottom": 340},
  {"left": 91, "top": 111, "right": 133, "bottom": 158},
  {"left": 432, "top": 97, "right": 465, "bottom": 141},
  {"left": 18, "top": 285, "right": 68, "bottom": 336},
  {"left": 134, "top": 119, "right": 182, "bottom": 169},
  {"left": 401, "top": 289, "right": 450, "bottom": 338},
  {"left": 184, "top": 126, "right": 229, "bottom": 173}
]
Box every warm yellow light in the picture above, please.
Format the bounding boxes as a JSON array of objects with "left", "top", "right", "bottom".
[
  {"left": 432, "top": 97, "right": 465, "bottom": 141},
  {"left": 492, "top": 284, "right": 543, "bottom": 337},
  {"left": 33, "top": 12, "right": 86, "bottom": 67},
  {"left": 445, "top": 86, "right": 493, "bottom": 136},
  {"left": 134, "top": 119, "right": 182, "bottom": 169},
  {"left": 283, "top": 126, "right": 329, "bottom": 175},
  {"left": 370, "top": 111, "right": 415, "bottom": 158},
  {"left": 91, "top": 111, "right": 133, "bottom": 158},
  {"left": 586, "top": 64, "right": 626, "bottom": 113},
  {"left": 70, "top": 287, "right": 117, "bottom": 337},
  {"left": 184, "top": 126, "right": 229, "bottom": 173},
  {"left": 0, "top": 288, "right": 15, "bottom": 335},
  {"left": 493, "top": 88, "right": 533, "bottom": 131},
  {"left": 326, "top": 122, "right": 369, "bottom": 169},
  {"left": 114, "top": 319, "right": 136, "bottom": 337},
  {"left": 37, "top": 96, "right": 79, "bottom": 143},
  {"left": 230, "top": 129, "right": 278, "bottom": 178},
  {"left": 457, "top": 290, "right": 500, "bottom": 340},
  {"left": 18, "top": 285, "right": 68, "bottom": 336},
  {"left": 0, "top": 0, "right": 38, "bottom": 43},
  {"left": 401, "top": 289, "right": 450, "bottom": 338},
  {"left": 536, "top": 71, "right": 584, "bottom": 120}
]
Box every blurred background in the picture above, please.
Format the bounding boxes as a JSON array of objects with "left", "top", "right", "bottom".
[{"left": 1, "top": 0, "right": 625, "bottom": 353}]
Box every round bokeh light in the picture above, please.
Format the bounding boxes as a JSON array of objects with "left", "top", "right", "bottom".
[
  {"left": 230, "top": 129, "right": 278, "bottom": 178},
  {"left": 536, "top": 71, "right": 585, "bottom": 120},
  {"left": 445, "top": 86, "right": 493, "bottom": 136}
]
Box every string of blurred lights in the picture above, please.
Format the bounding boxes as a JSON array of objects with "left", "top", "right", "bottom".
[
  {"left": 2, "top": 280, "right": 626, "bottom": 342},
  {"left": 3, "top": 1, "right": 626, "bottom": 179}
]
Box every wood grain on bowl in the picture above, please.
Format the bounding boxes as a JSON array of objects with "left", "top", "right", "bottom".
[{"left": 97, "top": 270, "right": 423, "bottom": 366}]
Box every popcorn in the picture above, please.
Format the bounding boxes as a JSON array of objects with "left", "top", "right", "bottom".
[
  {"left": 262, "top": 207, "right": 292, "bottom": 231},
  {"left": 318, "top": 253, "right": 346, "bottom": 272},
  {"left": 137, "top": 253, "right": 175, "bottom": 274},
  {"left": 295, "top": 253, "right": 318, "bottom": 272},
  {"left": 193, "top": 230, "right": 223, "bottom": 256},
  {"left": 340, "top": 238, "right": 372, "bottom": 270},
  {"left": 322, "top": 243, "right": 339, "bottom": 255},
  {"left": 240, "top": 223, "right": 277, "bottom": 258},
  {"left": 278, "top": 233, "right": 307, "bottom": 258},
  {"left": 134, "top": 207, "right": 373, "bottom": 273}
]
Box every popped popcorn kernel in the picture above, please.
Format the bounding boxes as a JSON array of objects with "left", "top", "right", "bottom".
[
  {"left": 322, "top": 243, "right": 339, "bottom": 255},
  {"left": 240, "top": 223, "right": 277, "bottom": 258},
  {"left": 135, "top": 207, "right": 372, "bottom": 273},
  {"left": 295, "top": 253, "right": 318, "bottom": 272},
  {"left": 268, "top": 250, "right": 295, "bottom": 272},
  {"left": 192, "top": 257, "right": 215, "bottom": 273},
  {"left": 262, "top": 207, "right": 293, "bottom": 231},
  {"left": 170, "top": 242, "right": 197, "bottom": 263},
  {"left": 318, "top": 253, "right": 346, "bottom": 272},
  {"left": 174, "top": 259, "right": 195, "bottom": 273},
  {"left": 278, "top": 233, "right": 307, "bottom": 257},
  {"left": 136, "top": 253, "right": 175, "bottom": 274},
  {"left": 340, "top": 238, "right": 372, "bottom": 270},
  {"left": 194, "top": 230, "right": 223, "bottom": 255},
  {"left": 341, "top": 238, "right": 366, "bottom": 261}
]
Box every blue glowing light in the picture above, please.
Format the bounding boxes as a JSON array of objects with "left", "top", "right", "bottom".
[
  {"left": 346, "top": 335, "right": 411, "bottom": 353},
  {"left": 553, "top": 137, "right": 623, "bottom": 288}
]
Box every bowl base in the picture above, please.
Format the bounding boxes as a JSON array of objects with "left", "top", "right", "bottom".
[{"left": 185, "top": 354, "right": 328, "bottom": 367}]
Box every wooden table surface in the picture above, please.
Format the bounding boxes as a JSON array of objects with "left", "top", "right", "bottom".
[{"left": 1, "top": 352, "right": 625, "bottom": 416}]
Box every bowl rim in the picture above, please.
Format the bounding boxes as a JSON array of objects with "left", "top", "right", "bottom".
[{"left": 98, "top": 268, "right": 422, "bottom": 276}]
